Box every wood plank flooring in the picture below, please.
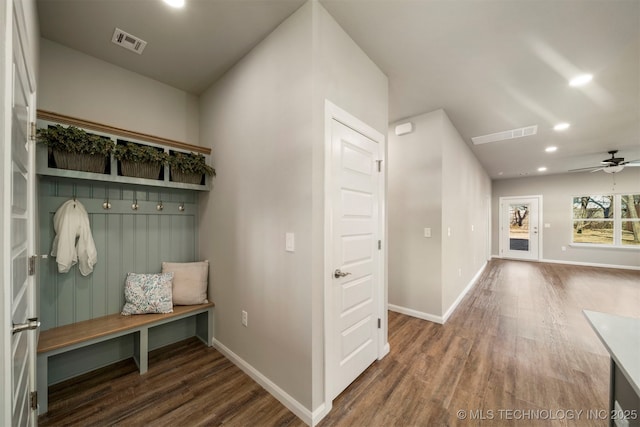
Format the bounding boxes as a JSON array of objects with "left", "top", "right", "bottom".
[{"left": 39, "top": 259, "right": 640, "bottom": 426}]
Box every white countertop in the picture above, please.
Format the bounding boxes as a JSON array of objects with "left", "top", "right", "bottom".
[{"left": 584, "top": 310, "right": 640, "bottom": 398}]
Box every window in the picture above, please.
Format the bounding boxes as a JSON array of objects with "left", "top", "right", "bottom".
[
  {"left": 572, "top": 194, "right": 640, "bottom": 247},
  {"left": 621, "top": 194, "right": 640, "bottom": 246}
]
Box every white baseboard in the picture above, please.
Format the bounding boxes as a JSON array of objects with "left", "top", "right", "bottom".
[
  {"left": 213, "top": 339, "right": 313, "bottom": 426},
  {"left": 493, "top": 255, "right": 640, "bottom": 271},
  {"left": 442, "top": 261, "right": 487, "bottom": 322},
  {"left": 387, "top": 304, "right": 444, "bottom": 324},
  {"left": 539, "top": 258, "right": 640, "bottom": 271},
  {"left": 312, "top": 403, "right": 331, "bottom": 426},
  {"left": 388, "top": 262, "right": 488, "bottom": 325}
]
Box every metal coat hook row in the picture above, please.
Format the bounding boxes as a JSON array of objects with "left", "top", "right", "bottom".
[
  {"left": 156, "top": 201, "right": 164, "bottom": 211},
  {"left": 178, "top": 202, "right": 185, "bottom": 212},
  {"left": 102, "top": 198, "right": 111, "bottom": 210}
]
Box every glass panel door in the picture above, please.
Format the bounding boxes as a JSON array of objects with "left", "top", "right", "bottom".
[{"left": 500, "top": 197, "right": 540, "bottom": 261}]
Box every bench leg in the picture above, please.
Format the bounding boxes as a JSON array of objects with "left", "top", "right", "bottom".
[
  {"left": 139, "top": 328, "right": 148, "bottom": 374},
  {"left": 37, "top": 354, "right": 48, "bottom": 414},
  {"left": 207, "top": 306, "right": 214, "bottom": 347}
]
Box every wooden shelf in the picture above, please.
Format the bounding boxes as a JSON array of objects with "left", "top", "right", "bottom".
[{"left": 36, "top": 119, "right": 211, "bottom": 192}]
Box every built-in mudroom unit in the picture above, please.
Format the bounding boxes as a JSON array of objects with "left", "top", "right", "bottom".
[{"left": 35, "top": 113, "right": 215, "bottom": 413}]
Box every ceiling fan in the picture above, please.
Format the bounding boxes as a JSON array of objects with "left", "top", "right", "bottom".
[{"left": 569, "top": 150, "right": 640, "bottom": 174}]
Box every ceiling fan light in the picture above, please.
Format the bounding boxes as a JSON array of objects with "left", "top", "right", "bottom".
[
  {"left": 569, "top": 74, "right": 593, "bottom": 87},
  {"left": 603, "top": 165, "right": 624, "bottom": 174}
]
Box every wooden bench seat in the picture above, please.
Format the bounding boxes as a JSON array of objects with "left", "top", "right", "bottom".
[{"left": 37, "top": 302, "right": 215, "bottom": 414}]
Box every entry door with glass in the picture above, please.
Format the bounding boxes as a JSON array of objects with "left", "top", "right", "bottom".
[{"left": 500, "top": 196, "right": 541, "bottom": 261}]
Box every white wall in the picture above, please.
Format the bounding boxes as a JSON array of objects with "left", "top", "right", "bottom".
[
  {"left": 198, "top": 1, "right": 314, "bottom": 410},
  {"left": 441, "top": 111, "right": 491, "bottom": 314},
  {"left": 310, "top": 1, "right": 388, "bottom": 411},
  {"left": 388, "top": 111, "right": 443, "bottom": 316},
  {"left": 492, "top": 169, "right": 640, "bottom": 268},
  {"left": 38, "top": 38, "right": 199, "bottom": 144},
  {"left": 198, "top": 0, "right": 387, "bottom": 419},
  {"left": 388, "top": 109, "right": 491, "bottom": 320}
]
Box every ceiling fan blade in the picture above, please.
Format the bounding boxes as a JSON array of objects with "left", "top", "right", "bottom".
[
  {"left": 590, "top": 167, "right": 605, "bottom": 173},
  {"left": 568, "top": 166, "right": 601, "bottom": 172},
  {"left": 624, "top": 162, "right": 640, "bottom": 167},
  {"left": 620, "top": 159, "right": 640, "bottom": 165}
]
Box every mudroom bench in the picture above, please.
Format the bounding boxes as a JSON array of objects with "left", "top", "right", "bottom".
[{"left": 36, "top": 302, "right": 215, "bottom": 414}]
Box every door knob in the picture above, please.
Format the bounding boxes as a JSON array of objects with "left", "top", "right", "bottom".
[
  {"left": 334, "top": 269, "right": 352, "bottom": 279},
  {"left": 12, "top": 317, "right": 40, "bottom": 335}
]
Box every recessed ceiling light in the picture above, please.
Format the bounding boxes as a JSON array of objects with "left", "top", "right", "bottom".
[
  {"left": 545, "top": 146, "right": 558, "bottom": 153},
  {"left": 538, "top": 167, "right": 547, "bottom": 172},
  {"left": 554, "top": 122, "right": 570, "bottom": 131},
  {"left": 163, "top": 0, "right": 185, "bottom": 8},
  {"left": 569, "top": 74, "right": 593, "bottom": 87}
]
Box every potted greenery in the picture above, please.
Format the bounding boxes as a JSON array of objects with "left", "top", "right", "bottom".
[
  {"left": 36, "top": 124, "right": 114, "bottom": 174},
  {"left": 113, "top": 141, "right": 169, "bottom": 180},
  {"left": 169, "top": 152, "right": 216, "bottom": 185}
]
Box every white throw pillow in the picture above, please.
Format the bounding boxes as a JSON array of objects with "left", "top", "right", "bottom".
[{"left": 161, "top": 261, "right": 209, "bottom": 305}]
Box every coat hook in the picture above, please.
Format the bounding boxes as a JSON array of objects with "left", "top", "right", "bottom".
[
  {"left": 178, "top": 202, "right": 185, "bottom": 212},
  {"left": 131, "top": 199, "right": 139, "bottom": 210},
  {"left": 156, "top": 201, "right": 164, "bottom": 211},
  {"left": 102, "top": 198, "right": 111, "bottom": 210}
]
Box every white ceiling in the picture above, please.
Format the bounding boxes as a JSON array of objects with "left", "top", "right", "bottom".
[{"left": 36, "top": 0, "right": 640, "bottom": 180}]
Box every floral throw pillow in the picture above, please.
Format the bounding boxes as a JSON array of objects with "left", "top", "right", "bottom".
[{"left": 121, "top": 272, "right": 174, "bottom": 315}]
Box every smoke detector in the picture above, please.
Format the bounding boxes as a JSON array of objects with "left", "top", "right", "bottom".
[
  {"left": 111, "top": 28, "right": 147, "bottom": 55},
  {"left": 471, "top": 125, "right": 538, "bottom": 145}
]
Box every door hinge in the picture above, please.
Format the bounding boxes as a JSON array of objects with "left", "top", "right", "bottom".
[
  {"left": 28, "top": 255, "right": 36, "bottom": 276},
  {"left": 376, "top": 160, "right": 382, "bottom": 172},
  {"left": 30, "top": 391, "right": 37, "bottom": 410},
  {"left": 377, "top": 318, "right": 381, "bottom": 329},
  {"left": 29, "top": 122, "right": 36, "bottom": 141},
  {"left": 378, "top": 240, "right": 382, "bottom": 250}
]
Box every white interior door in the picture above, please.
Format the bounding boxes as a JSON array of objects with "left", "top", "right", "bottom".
[
  {"left": 2, "top": 1, "right": 38, "bottom": 425},
  {"left": 328, "top": 118, "right": 382, "bottom": 401},
  {"left": 500, "top": 196, "right": 541, "bottom": 261}
]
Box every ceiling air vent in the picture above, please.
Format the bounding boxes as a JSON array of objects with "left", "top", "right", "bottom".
[
  {"left": 111, "top": 28, "right": 147, "bottom": 55},
  {"left": 471, "top": 125, "right": 538, "bottom": 145}
]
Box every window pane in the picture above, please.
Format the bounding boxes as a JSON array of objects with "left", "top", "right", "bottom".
[
  {"left": 572, "top": 221, "right": 613, "bottom": 244},
  {"left": 621, "top": 221, "right": 640, "bottom": 246},
  {"left": 621, "top": 194, "right": 640, "bottom": 218},
  {"left": 572, "top": 196, "right": 613, "bottom": 219},
  {"left": 509, "top": 203, "right": 530, "bottom": 251}
]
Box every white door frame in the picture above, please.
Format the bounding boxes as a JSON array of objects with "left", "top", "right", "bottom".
[
  {"left": 322, "top": 100, "right": 388, "bottom": 418},
  {"left": 2, "top": 0, "right": 38, "bottom": 424},
  {"left": 499, "top": 195, "right": 543, "bottom": 261}
]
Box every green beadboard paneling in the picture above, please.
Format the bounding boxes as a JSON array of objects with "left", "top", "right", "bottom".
[{"left": 38, "top": 178, "right": 199, "bottom": 331}]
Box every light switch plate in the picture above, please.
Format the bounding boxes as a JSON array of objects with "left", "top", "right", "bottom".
[
  {"left": 424, "top": 228, "right": 431, "bottom": 238},
  {"left": 285, "top": 232, "right": 295, "bottom": 252}
]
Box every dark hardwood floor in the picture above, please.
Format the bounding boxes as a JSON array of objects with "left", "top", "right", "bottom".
[{"left": 39, "top": 259, "right": 640, "bottom": 426}]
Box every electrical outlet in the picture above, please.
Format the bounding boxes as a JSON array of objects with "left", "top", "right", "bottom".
[{"left": 242, "top": 310, "right": 248, "bottom": 327}]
